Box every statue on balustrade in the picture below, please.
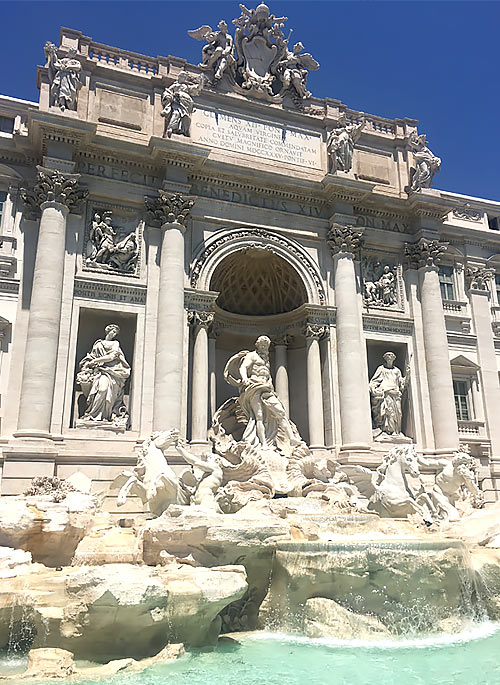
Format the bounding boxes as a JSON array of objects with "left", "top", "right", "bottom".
[
  {"left": 369, "top": 352, "right": 410, "bottom": 438},
  {"left": 44, "top": 42, "right": 81, "bottom": 111},
  {"left": 408, "top": 131, "right": 441, "bottom": 192},
  {"left": 76, "top": 324, "right": 130, "bottom": 428},
  {"left": 188, "top": 21, "right": 236, "bottom": 84},
  {"left": 161, "top": 72, "right": 204, "bottom": 138},
  {"left": 327, "top": 117, "right": 365, "bottom": 173},
  {"left": 363, "top": 262, "right": 398, "bottom": 308},
  {"left": 275, "top": 41, "right": 319, "bottom": 101},
  {"left": 85, "top": 212, "right": 139, "bottom": 274}
]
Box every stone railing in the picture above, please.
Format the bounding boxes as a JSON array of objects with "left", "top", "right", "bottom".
[
  {"left": 442, "top": 299, "right": 468, "bottom": 313},
  {"left": 458, "top": 420, "right": 484, "bottom": 436},
  {"left": 87, "top": 42, "right": 160, "bottom": 75},
  {"left": 345, "top": 110, "right": 396, "bottom": 136}
]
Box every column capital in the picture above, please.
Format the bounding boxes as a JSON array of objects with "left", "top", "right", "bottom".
[
  {"left": 188, "top": 310, "right": 214, "bottom": 329},
  {"left": 327, "top": 223, "right": 364, "bottom": 257},
  {"left": 466, "top": 265, "right": 495, "bottom": 293},
  {"left": 404, "top": 237, "right": 448, "bottom": 270},
  {"left": 273, "top": 333, "right": 292, "bottom": 346},
  {"left": 144, "top": 190, "right": 194, "bottom": 228},
  {"left": 20, "top": 166, "right": 88, "bottom": 217},
  {"left": 304, "top": 322, "right": 329, "bottom": 340}
]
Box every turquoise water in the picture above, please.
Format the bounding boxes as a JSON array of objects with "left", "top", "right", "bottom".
[{"left": 66, "top": 624, "right": 500, "bottom": 685}]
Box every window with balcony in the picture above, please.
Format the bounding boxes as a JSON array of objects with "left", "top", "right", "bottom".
[
  {"left": 453, "top": 379, "right": 471, "bottom": 421},
  {"left": 439, "top": 265, "right": 455, "bottom": 300}
]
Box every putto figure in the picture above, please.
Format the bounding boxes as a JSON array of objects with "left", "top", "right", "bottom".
[
  {"left": 161, "top": 72, "right": 204, "bottom": 138},
  {"left": 275, "top": 41, "right": 319, "bottom": 100},
  {"left": 225, "top": 335, "right": 298, "bottom": 449},
  {"left": 44, "top": 41, "right": 81, "bottom": 111},
  {"left": 327, "top": 117, "right": 365, "bottom": 173},
  {"left": 408, "top": 131, "right": 441, "bottom": 192},
  {"left": 369, "top": 352, "right": 410, "bottom": 437},
  {"left": 76, "top": 324, "right": 130, "bottom": 427},
  {"left": 188, "top": 21, "right": 236, "bottom": 84}
]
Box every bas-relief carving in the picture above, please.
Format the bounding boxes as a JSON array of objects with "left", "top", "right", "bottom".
[
  {"left": 327, "top": 118, "right": 365, "bottom": 174},
  {"left": 84, "top": 211, "right": 139, "bottom": 275},
  {"left": 452, "top": 203, "right": 482, "bottom": 223},
  {"left": 161, "top": 72, "right": 203, "bottom": 138},
  {"left": 362, "top": 259, "right": 398, "bottom": 309},
  {"left": 369, "top": 352, "right": 410, "bottom": 439},
  {"left": 44, "top": 42, "right": 81, "bottom": 111},
  {"left": 407, "top": 131, "right": 441, "bottom": 192},
  {"left": 76, "top": 324, "right": 130, "bottom": 430}
]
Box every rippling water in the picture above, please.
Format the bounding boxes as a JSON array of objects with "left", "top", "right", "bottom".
[{"left": 29, "top": 623, "right": 498, "bottom": 685}]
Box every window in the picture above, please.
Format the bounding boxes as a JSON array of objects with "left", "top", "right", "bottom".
[
  {"left": 453, "top": 380, "right": 471, "bottom": 421},
  {"left": 495, "top": 274, "right": 500, "bottom": 305},
  {"left": 488, "top": 216, "right": 499, "bottom": 231},
  {"left": 439, "top": 265, "right": 455, "bottom": 300},
  {"left": 0, "top": 191, "right": 6, "bottom": 228},
  {"left": 0, "top": 116, "right": 14, "bottom": 134}
]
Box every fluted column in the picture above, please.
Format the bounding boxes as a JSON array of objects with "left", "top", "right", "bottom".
[
  {"left": 304, "top": 324, "right": 327, "bottom": 448},
  {"left": 466, "top": 265, "right": 500, "bottom": 455},
  {"left": 274, "top": 335, "right": 290, "bottom": 418},
  {"left": 16, "top": 167, "right": 87, "bottom": 436},
  {"left": 189, "top": 310, "right": 214, "bottom": 444},
  {"left": 405, "top": 239, "right": 459, "bottom": 451},
  {"left": 328, "top": 224, "right": 372, "bottom": 449},
  {"left": 145, "top": 192, "right": 194, "bottom": 431}
]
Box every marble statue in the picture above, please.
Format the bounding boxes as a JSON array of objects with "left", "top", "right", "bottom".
[
  {"left": 112, "top": 429, "right": 190, "bottom": 516},
  {"left": 226, "top": 335, "right": 298, "bottom": 450},
  {"left": 174, "top": 438, "right": 224, "bottom": 512},
  {"left": 86, "top": 212, "right": 138, "bottom": 274},
  {"left": 418, "top": 446, "right": 483, "bottom": 523},
  {"left": 327, "top": 118, "right": 365, "bottom": 173},
  {"left": 161, "top": 72, "right": 203, "bottom": 138},
  {"left": 342, "top": 444, "right": 432, "bottom": 521},
  {"left": 408, "top": 131, "right": 441, "bottom": 192},
  {"left": 363, "top": 262, "right": 398, "bottom": 307},
  {"left": 275, "top": 41, "right": 319, "bottom": 100},
  {"left": 76, "top": 324, "right": 130, "bottom": 427},
  {"left": 188, "top": 21, "right": 236, "bottom": 83},
  {"left": 369, "top": 352, "right": 410, "bottom": 437},
  {"left": 301, "top": 457, "right": 369, "bottom": 512},
  {"left": 44, "top": 42, "right": 81, "bottom": 111}
]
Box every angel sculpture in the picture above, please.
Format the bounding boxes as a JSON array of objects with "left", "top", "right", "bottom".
[
  {"left": 407, "top": 131, "right": 441, "bottom": 192},
  {"left": 327, "top": 117, "right": 365, "bottom": 173},
  {"left": 188, "top": 21, "right": 236, "bottom": 83},
  {"left": 161, "top": 72, "right": 204, "bottom": 138},
  {"left": 276, "top": 41, "right": 319, "bottom": 100}
]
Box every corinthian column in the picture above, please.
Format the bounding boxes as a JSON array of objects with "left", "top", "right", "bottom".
[
  {"left": 405, "top": 239, "right": 459, "bottom": 451},
  {"left": 16, "top": 167, "right": 87, "bottom": 437},
  {"left": 328, "top": 224, "right": 372, "bottom": 450},
  {"left": 145, "top": 191, "right": 194, "bottom": 432},
  {"left": 304, "top": 324, "right": 327, "bottom": 448},
  {"left": 189, "top": 310, "right": 214, "bottom": 444}
]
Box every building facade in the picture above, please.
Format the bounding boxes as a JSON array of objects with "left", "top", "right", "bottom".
[{"left": 1, "top": 13, "right": 500, "bottom": 511}]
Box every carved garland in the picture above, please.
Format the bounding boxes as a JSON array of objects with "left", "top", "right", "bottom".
[{"left": 190, "top": 228, "right": 326, "bottom": 304}]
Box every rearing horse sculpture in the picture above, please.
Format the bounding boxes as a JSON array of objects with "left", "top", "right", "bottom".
[{"left": 341, "top": 444, "right": 432, "bottom": 521}]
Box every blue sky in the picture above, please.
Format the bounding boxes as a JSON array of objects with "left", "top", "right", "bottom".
[{"left": 1, "top": 1, "right": 499, "bottom": 202}]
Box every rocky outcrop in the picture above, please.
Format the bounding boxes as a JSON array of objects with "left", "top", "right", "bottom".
[
  {"left": 442, "top": 502, "right": 500, "bottom": 547},
  {"left": 0, "top": 494, "right": 99, "bottom": 566},
  {"left": 304, "top": 597, "right": 390, "bottom": 639},
  {"left": 72, "top": 525, "right": 143, "bottom": 565},
  {"left": 0, "top": 559, "right": 247, "bottom": 661},
  {"left": 25, "top": 648, "right": 76, "bottom": 679}
]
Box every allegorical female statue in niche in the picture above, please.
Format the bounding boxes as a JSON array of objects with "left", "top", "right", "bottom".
[
  {"left": 76, "top": 324, "right": 131, "bottom": 427},
  {"left": 369, "top": 351, "right": 410, "bottom": 437}
]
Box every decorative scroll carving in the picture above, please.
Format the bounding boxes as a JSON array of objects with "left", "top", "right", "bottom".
[
  {"left": 327, "top": 117, "right": 365, "bottom": 174},
  {"left": 85, "top": 211, "right": 139, "bottom": 275},
  {"left": 466, "top": 265, "right": 494, "bottom": 291},
  {"left": 407, "top": 131, "right": 441, "bottom": 192},
  {"left": 144, "top": 191, "right": 194, "bottom": 226},
  {"left": 188, "top": 310, "right": 215, "bottom": 329},
  {"left": 44, "top": 42, "right": 81, "bottom": 111},
  {"left": 188, "top": 21, "right": 236, "bottom": 84},
  {"left": 404, "top": 238, "right": 448, "bottom": 269},
  {"left": 327, "top": 223, "right": 364, "bottom": 256},
  {"left": 21, "top": 167, "right": 88, "bottom": 214},
  {"left": 304, "top": 323, "right": 328, "bottom": 340},
  {"left": 452, "top": 203, "right": 482, "bottom": 223},
  {"left": 190, "top": 228, "right": 326, "bottom": 304},
  {"left": 362, "top": 259, "right": 398, "bottom": 308},
  {"left": 161, "top": 72, "right": 204, "bottom": 138}
]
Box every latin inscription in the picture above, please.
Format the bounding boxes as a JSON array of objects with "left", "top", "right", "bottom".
[
  {"left": 191, "top": 109, "right": 322, "bottom": 170},
  {"left": 75, "top": 160, "right": 160, "bottom": 188},
  {"left": 355, "top": 214, "right": 410, "bottom": 233}
]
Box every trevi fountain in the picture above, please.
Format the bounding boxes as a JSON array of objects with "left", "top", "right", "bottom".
[{"left": 0, "top": 3, "right": 500, "bottom": 684}]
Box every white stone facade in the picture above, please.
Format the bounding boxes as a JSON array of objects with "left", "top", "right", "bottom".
[{"left": 1, "top": 23, "right": 500, "bottom": 511}]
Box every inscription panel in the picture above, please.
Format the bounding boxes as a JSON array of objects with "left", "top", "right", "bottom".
[{"left": 191, "top": 109, "right": 322, "bottom": 170}]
